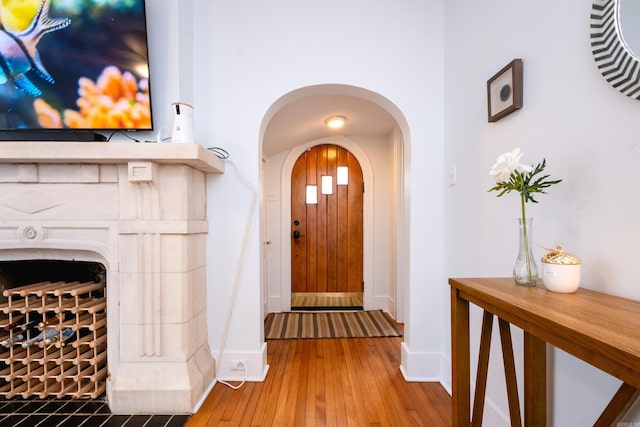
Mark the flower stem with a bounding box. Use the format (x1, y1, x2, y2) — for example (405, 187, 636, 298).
(520, 193, 533, 282)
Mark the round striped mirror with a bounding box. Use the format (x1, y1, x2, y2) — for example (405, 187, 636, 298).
(591, 0, 640, 99)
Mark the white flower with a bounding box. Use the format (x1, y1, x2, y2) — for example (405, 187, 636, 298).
(489, 148, 533, 183)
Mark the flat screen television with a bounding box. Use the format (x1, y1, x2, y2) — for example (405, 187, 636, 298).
(0, 0, 153, 141)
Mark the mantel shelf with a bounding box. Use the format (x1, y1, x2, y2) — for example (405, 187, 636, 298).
(0, 141, 224, 174)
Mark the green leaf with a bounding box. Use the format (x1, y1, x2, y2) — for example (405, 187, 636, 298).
(488, 158, 562, 205)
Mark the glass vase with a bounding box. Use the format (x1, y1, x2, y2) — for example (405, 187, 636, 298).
(513, 218, 538, 285)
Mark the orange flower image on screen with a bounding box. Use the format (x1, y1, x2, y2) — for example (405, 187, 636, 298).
(34, 65, 151, 129)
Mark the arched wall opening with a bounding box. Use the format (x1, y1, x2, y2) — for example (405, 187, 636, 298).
(259, 84, 411, 323)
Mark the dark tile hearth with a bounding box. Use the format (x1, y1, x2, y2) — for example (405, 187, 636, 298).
(0, 397, 190, 427)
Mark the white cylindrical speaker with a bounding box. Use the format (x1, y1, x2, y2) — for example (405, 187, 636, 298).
(171, 102, 194, 143)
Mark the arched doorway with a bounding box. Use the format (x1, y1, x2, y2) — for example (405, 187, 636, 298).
(290, 144, 364, 310)
(260, 84, 410, 322)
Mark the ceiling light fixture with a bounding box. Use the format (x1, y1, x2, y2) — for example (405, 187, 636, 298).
(325, 115, 346, 129)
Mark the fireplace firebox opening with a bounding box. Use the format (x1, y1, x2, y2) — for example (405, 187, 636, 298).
(0, 260, 107, 399)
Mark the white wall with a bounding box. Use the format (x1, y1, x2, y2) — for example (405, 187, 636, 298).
(351, 134, 398, 313)
(187, 0, 446, 382)
(126, 0, 193, 144)
(444, 0, 640, 425)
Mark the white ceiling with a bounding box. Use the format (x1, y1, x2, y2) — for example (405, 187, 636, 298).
(262, 94, 397, 156)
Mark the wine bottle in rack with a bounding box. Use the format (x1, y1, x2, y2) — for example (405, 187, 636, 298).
(45, 328, 75, 346)
(38, 314, 61, 330)
(1, 332, 25, 347)
(3, 315, 25, 331)
(21, 327, 58, 348)
(18, 319, 38, 332)
(14, 313, 43, 332)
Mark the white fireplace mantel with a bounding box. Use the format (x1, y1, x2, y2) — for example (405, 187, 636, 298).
(0, 141, 224, 174)
(0, 141, 223, 414)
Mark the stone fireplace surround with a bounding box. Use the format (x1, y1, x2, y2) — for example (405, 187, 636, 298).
(0, 141, 224, 414)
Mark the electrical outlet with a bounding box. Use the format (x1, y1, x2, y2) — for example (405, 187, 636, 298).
(229, 359, 247, 371)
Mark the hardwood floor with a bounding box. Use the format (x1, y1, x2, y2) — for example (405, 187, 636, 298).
(186, 334, 452, 426)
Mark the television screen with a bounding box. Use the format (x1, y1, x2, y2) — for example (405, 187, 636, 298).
(0, 0, 153, 135)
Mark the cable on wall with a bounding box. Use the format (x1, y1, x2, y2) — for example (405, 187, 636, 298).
(207, 146, 229, 159)
(215, 157, 256, 390)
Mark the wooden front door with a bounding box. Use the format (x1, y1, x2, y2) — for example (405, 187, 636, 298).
(291, 144, 363, 295)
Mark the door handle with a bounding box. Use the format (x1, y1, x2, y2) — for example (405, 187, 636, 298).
(292, 230, 301, 240)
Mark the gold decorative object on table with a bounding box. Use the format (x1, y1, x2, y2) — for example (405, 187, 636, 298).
(540, 245, 581, 293)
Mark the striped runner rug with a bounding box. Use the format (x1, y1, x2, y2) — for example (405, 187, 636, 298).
(265, 310, 402, 339)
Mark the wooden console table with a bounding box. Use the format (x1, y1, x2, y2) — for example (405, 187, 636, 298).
(450, 277, 640, 427)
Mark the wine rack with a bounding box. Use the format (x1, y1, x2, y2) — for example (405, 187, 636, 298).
(0, 280, 107, 399)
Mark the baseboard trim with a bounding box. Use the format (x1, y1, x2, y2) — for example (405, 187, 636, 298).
(399, 342, 441, 381)
(372, 295, 394, 314)
(268, 296, 284, 313)
(192, 378, 217, 413)
(215, 342, 269, 382)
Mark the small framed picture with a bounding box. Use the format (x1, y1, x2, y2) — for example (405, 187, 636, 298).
(487, 58, 523, 122)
